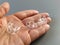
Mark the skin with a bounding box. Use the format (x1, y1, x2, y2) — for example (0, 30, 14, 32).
(0, 2, 51, 45)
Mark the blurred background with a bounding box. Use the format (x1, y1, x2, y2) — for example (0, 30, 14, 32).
(0, 0, 60, 45)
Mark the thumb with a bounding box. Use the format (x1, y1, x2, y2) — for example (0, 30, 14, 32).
(0, 2, 10, 17)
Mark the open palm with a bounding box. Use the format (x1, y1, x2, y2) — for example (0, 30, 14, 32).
(0, 2, 51, 45)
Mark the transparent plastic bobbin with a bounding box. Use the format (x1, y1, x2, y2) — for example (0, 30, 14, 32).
(26, 21, 38, 29)
(37, 18, 47, 26)
(7, 21, 21, 34)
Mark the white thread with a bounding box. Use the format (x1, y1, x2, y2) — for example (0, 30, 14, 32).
(26, 21, 38, 29)
(26, 18, 46, 29)
(37, 18, 46, 25)
(7, 21, 20, 34)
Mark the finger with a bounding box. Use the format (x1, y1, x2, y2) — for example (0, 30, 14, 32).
(22, 13, 51, 25)
(29, 24, 50, 41)
(40, 13, 51, 23)
(40, 13, 49, 18)
(43, 24, 50, 32)
(0, 2, 10, 17)
(14, 10, 39, 20)
(46, 17, 51, 23)
(22, 14, 42, 23)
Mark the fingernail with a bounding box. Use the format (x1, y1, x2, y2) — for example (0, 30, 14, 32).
(35, 11, 39, 13)
(45, 13, 49, 16)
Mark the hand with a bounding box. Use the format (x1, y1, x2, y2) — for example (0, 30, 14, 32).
(0, 2, 51, 45)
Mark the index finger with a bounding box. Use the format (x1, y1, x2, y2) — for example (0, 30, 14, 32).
(14, 10, 39, 20)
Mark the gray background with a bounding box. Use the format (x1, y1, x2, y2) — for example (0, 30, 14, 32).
(0, 0, 60, 45)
